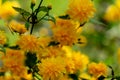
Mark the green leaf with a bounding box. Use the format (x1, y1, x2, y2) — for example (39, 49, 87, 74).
(25, 52, 37, 68)
(90, 19, 107, 27)
(35, 6, 49, 13)
(98, 75, 105, 80)
(39, 6, 49, 12)
(25, 22, 30, 30)
(108, 66, 114, 77)
(69, 74, 78, 80)
(0, 72, 5, 76)
(43, 15, 56, 23)
(0, 45, 6, 53)
(13, 7, 31, 16)
(115, 76, 120, 80)
(48, 41, 60, 46)
(59, 14, 70, 19)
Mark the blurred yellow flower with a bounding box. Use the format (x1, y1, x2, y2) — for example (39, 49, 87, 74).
(31, 0, 36, 5)
(78, 35, 87, 47)
(67, 0, 96, 23)
(0, 0, 1, 6)
(38, 57, 66, 80)
(2, 49, 27, 78)
(51, 18, 79, 46)
(117, 48, 120, 64)
(0, 31, 7, 45)
(115, 0, 120, 9)
(104, 5, 120, 22)
(0, 1, 20, 20)
(17, 35, 40, 52)
(8, 20, 27, 34)
(88, 62, 108, 78)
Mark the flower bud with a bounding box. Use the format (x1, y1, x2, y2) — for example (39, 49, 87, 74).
(31, 0, 36, 5)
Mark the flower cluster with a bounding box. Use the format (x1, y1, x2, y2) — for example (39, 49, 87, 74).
(0, 0, 112, 80)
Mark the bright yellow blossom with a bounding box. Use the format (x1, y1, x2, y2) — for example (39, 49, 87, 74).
(17, 35, 40, 52)
(8, 20, 27, 34)
(72, 52, 89, 72)
(115, 0, 120, 9)
(64, 58, 75, 74)
(88, 62, 108, 78)
(0, 1, 20, 20)
(79, 73, 91, 80)
(38, 57, 66, 80)
(67, 0, 96, 23)
(0, 31, 7, 45)
(62, 46, 89, 72)
(0, 0, 1, 6)
(51, 18, 79, 46)
(104, 5, 120, 22)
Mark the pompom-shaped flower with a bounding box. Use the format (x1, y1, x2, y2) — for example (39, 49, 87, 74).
(88, 62, 108, 78)
(51, 18, 79, 46)
(67, 0, 96, 23)
(62, 46, 89, 73)
(72, 52, 89, 72)
(8, 20, 27, 34)
(17, 35, 40, 52)
(38, 57, 66, 80)
(2, 49, 26, 77)
(0, 31, 7, 45)
(0, 1, 20, 20)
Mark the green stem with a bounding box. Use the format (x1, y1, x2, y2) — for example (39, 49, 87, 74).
(30, 8, 35, 34)
(33, 72, 42, 80)
(36, 0, 43, 15)
(30, 23, 34, 34)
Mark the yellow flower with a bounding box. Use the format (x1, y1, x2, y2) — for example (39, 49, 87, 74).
(79, 73, 91, 80)
(67, 0, 96, 23)
(64, 58, 75, 74)
(38, 57, 66, 80)
(104, 5, 120, 22)
(62, 46, 89, 73)
(117, 48, 120, 64)
(2, 49, 27, 78)
(115, 0, 120, 9)
(8, 20, 27, 34)
(0, 31, 7, 45)
(88, 62, 108, 78)
(51, 18, 79, 46)
(0, 1, 20, 20)
(78, 35, 87, 47)
(17, 35, 40, 52)
(45, 46, 64, 58)
(38, 36, 51, 48)
(72, 52, 89, 72)
(0, 0, 1, 6)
